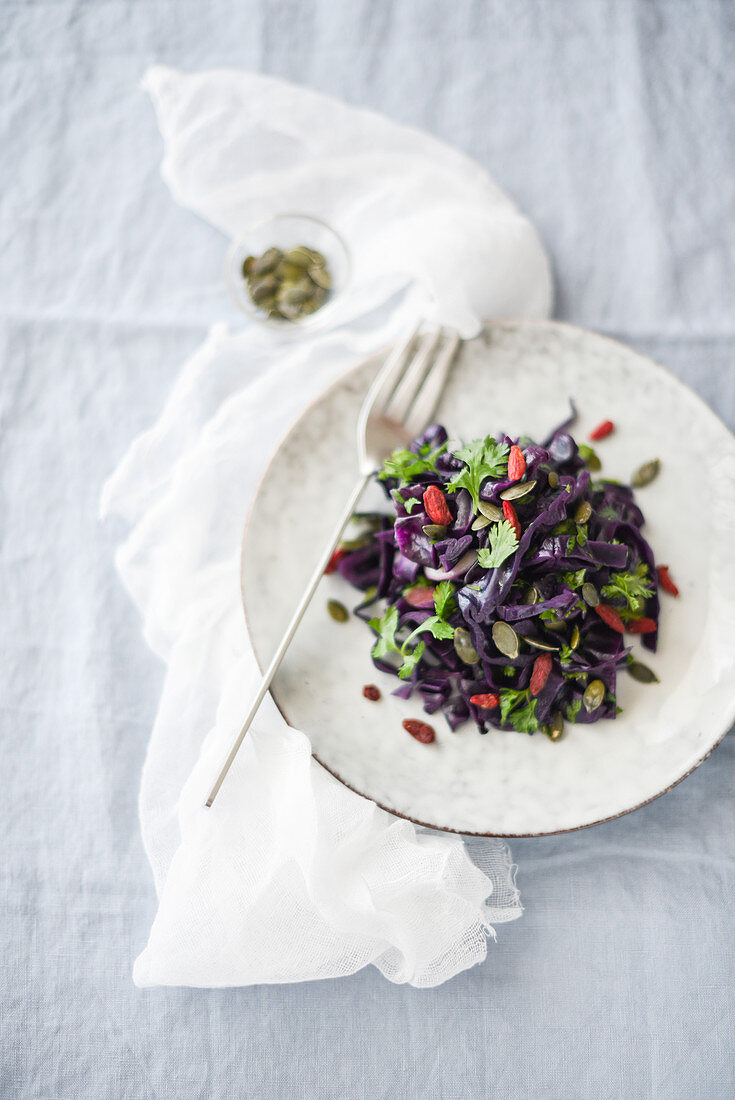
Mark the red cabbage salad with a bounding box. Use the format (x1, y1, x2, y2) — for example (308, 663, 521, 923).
(336, 419, 669, 740)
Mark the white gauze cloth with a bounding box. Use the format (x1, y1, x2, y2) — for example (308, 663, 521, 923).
(102, 66, 552, 988)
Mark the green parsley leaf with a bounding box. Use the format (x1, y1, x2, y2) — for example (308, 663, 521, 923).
(446, 436, 509, 508)
(499, 688, 539, 733)
(558, 644, 575, 662)
(433, 580, 457, 620)
(403, 496, 421, 514)
(368, 606, 400, 660)
(601, 562, 653, 612)
(427, 618, 456, 640)
(561, 568, 587, 590)
(566, 698, 582, 722)
(378, 444, 446, 486)
(398, 640, 425, 680)
(403, 616, 455, 651)
(477, 520, 519, 570)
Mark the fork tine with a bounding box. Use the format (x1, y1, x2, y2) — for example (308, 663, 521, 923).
(403, 331, 461, 438)
(381, 327, 441, 425)
(358, 320, 422, 433)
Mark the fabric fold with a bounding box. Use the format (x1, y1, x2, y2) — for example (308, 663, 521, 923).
(104, 66, 550, 987)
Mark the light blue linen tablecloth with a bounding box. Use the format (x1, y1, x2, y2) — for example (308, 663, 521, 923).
(2, 2, 734, 1096)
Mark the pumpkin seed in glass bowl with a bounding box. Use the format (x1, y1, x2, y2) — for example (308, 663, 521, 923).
(226, 213, 351, 331)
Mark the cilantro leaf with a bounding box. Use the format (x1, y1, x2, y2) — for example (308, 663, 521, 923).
(367, 606, 400, 660)
(403, 496, 421, 514)
(433, 580, 457, 620)
(477, 521, 519, 570)
(601, 562, 653, 612)
(402, 616, 455, 651)
(378, 444, 446, 486)
(566, 698, 582, 722)
(499, 688, 539, 733)
(398, 640, 425, 680)
(561, 568, 587, 590)
(446, 436, 509, 508)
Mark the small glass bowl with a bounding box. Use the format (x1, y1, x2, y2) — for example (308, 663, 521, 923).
(226, 213, 351, 331)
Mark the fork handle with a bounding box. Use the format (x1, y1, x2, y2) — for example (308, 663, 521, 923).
(205, 471, 373, 807)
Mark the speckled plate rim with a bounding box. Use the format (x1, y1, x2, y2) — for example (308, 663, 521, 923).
(241, 318, 735, 837)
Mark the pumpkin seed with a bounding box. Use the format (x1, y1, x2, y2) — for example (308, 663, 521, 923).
(286, 246, 315, 265)
(478, 500, 504, 522)
(500, 479, 537, 501)
(544, 617, 568, 633)
(276, 260, 307, 281)
(583, 678, 605, 712)
(282, 248, 312, 269)
(245, 246, 332, 321)
(471, 514, 491, 531)
(570, 623, 581, 650)
(310, 264, 332, 290)
(574, 500, 592, 524)
(582, 582, 599, 607)
(422, 524, 447, 540)
(524, 585, 541, 605)
(453, 627, 480, 665)
(545, 712, 564, 741)
(522, 635, 559, 652)
(278, 283, 312, 308)
(327, 599, 349, 623)
(627, 660, 660, 684)
(252, 247, 282, 275)
(632, 458, 661, 488)
(249, 274, 279, 303)
(547, 470, 560, 489)
(492, 620, 519, 659)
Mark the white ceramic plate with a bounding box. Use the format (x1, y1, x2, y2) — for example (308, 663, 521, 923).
(242, 321, 735, 835)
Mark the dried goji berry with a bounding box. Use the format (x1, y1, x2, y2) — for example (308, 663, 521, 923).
(589, 419, 615, 441)
(626, 617, 657, 634)
(529, 653, 553, 696)
(470, 693, 500, 709)
(325, 547, 346, 575)
(502, 499, 521, 539)
(403, 718, 436, 744)
(423, 485, 453, 526)
(507, 445, 526, 482)
(595, 603, 626, 633)
(362, 684, 381, 701)
(657, 565, 679, 597)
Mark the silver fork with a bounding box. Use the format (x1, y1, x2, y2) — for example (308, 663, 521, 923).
(205, 322, 461, 807)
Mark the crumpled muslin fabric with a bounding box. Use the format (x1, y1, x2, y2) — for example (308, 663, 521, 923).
(102, 66, 552, 987)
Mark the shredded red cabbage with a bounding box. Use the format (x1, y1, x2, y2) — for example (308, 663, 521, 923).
(338, 420, 662, 739)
